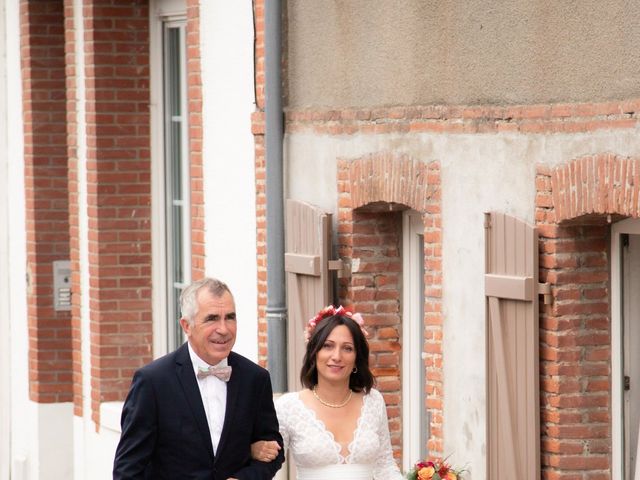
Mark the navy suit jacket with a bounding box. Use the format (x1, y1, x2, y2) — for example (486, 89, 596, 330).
(113, 344, 284, 479)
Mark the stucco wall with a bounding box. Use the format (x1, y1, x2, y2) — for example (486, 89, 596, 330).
(285, 0, 640, 108)
(284, 124, 640, 477)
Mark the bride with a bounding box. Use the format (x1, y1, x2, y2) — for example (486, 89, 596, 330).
(253, 305, 403, 480)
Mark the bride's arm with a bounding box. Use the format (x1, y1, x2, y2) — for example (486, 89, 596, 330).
(372, 390, 404, 480)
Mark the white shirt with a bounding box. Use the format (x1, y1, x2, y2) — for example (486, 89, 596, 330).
(187, 343, 228, 455)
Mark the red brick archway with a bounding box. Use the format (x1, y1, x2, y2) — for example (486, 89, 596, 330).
(337, 152, 442, 457)
(536, 154, 640, 479)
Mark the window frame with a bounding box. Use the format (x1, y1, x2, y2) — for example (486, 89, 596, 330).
(150, 2, 189, 357)
(402, 210, 427, 470)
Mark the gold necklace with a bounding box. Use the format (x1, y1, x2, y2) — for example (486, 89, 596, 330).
(312, 385, 353, 408)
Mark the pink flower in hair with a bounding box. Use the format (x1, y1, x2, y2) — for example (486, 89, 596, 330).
(304, 305, 369, 342)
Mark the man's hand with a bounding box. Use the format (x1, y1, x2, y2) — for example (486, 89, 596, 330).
(250, 440, 281, 463)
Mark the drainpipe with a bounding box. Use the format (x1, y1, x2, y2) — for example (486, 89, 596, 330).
(264, 0, 287, 393)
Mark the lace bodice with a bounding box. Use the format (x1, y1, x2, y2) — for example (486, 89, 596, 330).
(275, 388, 403, 480)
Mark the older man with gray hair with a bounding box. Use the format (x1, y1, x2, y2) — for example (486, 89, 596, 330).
(113, 277, 284, 480)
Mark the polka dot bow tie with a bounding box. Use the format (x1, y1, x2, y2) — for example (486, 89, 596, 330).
(197, 365, 232, 382)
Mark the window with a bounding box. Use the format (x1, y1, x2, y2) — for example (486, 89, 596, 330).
(151, 1, 189, 356)
(162, 20, 190, 352)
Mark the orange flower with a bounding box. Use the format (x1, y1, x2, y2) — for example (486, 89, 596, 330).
(445, 472, 457, 480)
(417, 466, 435, 480)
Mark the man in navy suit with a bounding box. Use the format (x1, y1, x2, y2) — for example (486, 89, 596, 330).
(113, 277, 284, 479)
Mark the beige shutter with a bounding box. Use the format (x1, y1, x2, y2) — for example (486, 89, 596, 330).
(485, 212, 541, 480)
(285, 199, 335, 391)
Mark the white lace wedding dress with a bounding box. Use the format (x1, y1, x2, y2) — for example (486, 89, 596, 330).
(275, 388, 403, 480)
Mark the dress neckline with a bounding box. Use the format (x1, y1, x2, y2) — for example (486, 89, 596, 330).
(295, 390, 369, 463)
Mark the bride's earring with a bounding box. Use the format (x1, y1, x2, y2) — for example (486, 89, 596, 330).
(352, 367, 358, 374)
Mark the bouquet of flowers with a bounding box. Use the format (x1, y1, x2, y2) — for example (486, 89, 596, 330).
(405, 457, 465, 480)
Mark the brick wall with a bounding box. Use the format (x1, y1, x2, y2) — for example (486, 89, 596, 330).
(55, 0, 205, 424)
(535, 153, 640, 479)
(286, 102, 640, 135)
(341, 209, 404, 457)
(548, 155, 640, 222)
(82, 0, 152, 426)
(254, 115, 268, 365)
(21, 0, 72, 404)
(337, 153, 443, 457)
(252, 0, 268, 367)
(187, 0, 204, 280)
(538, 222, 610, 478)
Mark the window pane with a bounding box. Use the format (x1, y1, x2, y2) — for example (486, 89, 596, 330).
(167, 29, 181, 116)
(171, 120, 182, 199)
(172, 204, 183, 282)
(173, 287, 183, 347)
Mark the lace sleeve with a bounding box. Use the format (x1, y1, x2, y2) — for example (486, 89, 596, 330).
(371, 390, 404, 480)
(275, 395, 290, 450)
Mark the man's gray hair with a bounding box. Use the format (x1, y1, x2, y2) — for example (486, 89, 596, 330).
(180, 277, 232, 325)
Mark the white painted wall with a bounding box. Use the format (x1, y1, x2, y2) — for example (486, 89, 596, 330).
(37, 404, 73, 479)
(73, 412, 121, 480)
(0, 0, 10, 477)
(200, 1, 258, 361)
(285, 126, 640, 479)
(4, 0, 33, 477)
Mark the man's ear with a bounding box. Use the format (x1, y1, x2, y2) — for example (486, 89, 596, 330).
(179, 317, 191, 337)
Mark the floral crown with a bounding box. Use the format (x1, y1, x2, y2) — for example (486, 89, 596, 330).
(304, 305, 369, 343)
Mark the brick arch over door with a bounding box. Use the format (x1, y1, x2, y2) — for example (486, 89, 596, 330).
(336, 152, 443, 456)
(346, 152, 436, 212)
(548, 154, 640, 223)
(536, 153, 640, 479)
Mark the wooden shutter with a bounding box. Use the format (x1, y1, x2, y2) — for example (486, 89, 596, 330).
(285, 199, 334, 391)
(485, 212, 541, 480)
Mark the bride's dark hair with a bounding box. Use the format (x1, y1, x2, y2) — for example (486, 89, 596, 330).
(300, 314, 374, 393)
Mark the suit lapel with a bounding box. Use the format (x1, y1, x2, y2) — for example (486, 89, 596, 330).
(175, 343, 215, 458)
(215, 352, 239, 461)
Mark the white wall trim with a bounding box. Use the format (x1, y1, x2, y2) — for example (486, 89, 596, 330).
(149, 0, 166, 358)
(71, 0, 91, 477)
(100, 401, 124, 434)
(5, 0, 29, 476)
(0, 0, 11, 476)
